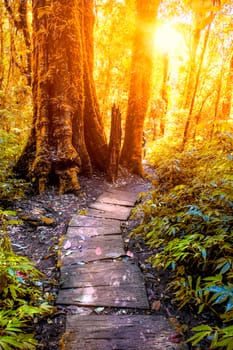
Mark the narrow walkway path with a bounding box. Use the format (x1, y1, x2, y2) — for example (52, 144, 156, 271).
(56, 186, 187, 349)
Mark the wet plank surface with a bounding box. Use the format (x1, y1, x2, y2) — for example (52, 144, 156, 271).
(64, 315, 185, 350)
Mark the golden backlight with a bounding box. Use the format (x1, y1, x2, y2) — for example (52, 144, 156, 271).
(154, 23, 184, 55)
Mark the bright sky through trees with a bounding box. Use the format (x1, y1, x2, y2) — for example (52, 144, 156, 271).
(154, 23, 186, 56)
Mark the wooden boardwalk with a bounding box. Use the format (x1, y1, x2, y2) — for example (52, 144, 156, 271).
(56, 187, 187, 349)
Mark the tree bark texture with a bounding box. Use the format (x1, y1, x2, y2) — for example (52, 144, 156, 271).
(15, 0, 108, 194)
(120, 0, 160, 175)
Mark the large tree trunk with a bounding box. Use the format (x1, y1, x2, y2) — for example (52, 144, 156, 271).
(120, 0, 160, 176)
(15, 0, 108, 194)
(83, 0, 108, 171)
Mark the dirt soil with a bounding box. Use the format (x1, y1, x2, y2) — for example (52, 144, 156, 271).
(4, 169, 211, 349)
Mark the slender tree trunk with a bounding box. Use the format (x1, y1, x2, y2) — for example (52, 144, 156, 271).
(183, 21, 212, 147)
(159, 53, 169, 136)
(107, 104, 121, 182)
(120, 0, 160, 175)
(18, 0, 31, 86)
(4, 0, 31, 86)
(183, 27, 201, 111)
(222, 54, 233, 119)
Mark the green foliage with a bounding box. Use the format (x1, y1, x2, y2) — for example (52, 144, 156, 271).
(0, 179, 30, 206)
(188, 324, 233, 350)
(0, 215, 55, 349)
(133, 132, 233, 349)
(0, 128, 31, 205)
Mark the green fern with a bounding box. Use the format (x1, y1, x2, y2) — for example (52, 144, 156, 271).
(0, 214, 55, 349)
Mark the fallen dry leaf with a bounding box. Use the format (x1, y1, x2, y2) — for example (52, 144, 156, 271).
(168, 332, 183, 343)
(126, 250, 134, 258)
(151, 300, 161, 311)
(63, 240, 72, 250)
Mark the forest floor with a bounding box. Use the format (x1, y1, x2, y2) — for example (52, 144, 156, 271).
(4, 168, 210, 349)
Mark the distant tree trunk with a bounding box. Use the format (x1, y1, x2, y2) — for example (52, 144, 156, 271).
(222, 53, 233, 119)
(208, 63, 224, 139)
(15, 0, 108, 194)
(107, 104, 121, 182)
(4, 0, 31, 86)
(183, 20, 212, 147)
(120, 0, 160, 175)
(159, 53, 169, 136)
(183, 27, 201, 111)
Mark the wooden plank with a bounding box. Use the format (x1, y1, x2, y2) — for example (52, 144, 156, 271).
(66, 226, 122, 238)
(69, 215, 121, 231)
(60, 261, 145, 289)
(60, 235, 124, 264)
(87, 203, 132, 221)
(63, 315, 187, 350)
(105, 189, 138, 203)
(56, 283, 149, 309)
(97, 192, 136, 207)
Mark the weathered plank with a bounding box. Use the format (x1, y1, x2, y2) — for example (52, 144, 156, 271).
(69, 215, 121, 231)
(87, 203, 132, 221)
(60, 235, 124, 264)
(63, 315, 187, 350)
(97, 190, 137, 207)
(56, 283, 149, 309)
(66, 226, 121, 238)
(105, 189, 138, 203)
(60, 261, 145, 289)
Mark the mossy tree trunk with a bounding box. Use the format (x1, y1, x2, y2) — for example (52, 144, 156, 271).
(15, 0, 108, 194)
(120, 0, 160, 176)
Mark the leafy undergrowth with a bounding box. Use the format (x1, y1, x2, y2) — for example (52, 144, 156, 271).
(0, 128, 59, 349)
(132, 132, 233, 349)
(0, 129, 31, 207)
(0, 213, 55, 350)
